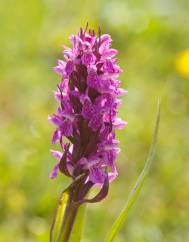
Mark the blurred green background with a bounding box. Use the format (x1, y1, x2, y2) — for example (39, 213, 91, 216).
(0, 0, 189, 241)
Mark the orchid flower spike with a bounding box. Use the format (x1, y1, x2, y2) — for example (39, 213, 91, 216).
(49, 25, 127, 203)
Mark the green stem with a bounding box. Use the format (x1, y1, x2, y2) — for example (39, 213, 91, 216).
(58, 194, 79, 242)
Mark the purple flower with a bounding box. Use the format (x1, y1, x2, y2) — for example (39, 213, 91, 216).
(65, 61, 74, 76)
(81, 100, 94, 119)
(49, 25, 127, 203)
(82, 52, 96, 66)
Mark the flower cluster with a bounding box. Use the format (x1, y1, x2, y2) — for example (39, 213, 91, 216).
(49, 26, 127, 203)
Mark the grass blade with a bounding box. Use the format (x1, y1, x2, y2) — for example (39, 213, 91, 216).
(105, 101, 160, 242)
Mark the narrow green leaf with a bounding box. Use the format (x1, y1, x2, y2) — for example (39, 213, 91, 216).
(69, 204, 86, 242)
(50, 189, 86, 242)
(50, 190, 70, 242)
(105, 101, 160, 242)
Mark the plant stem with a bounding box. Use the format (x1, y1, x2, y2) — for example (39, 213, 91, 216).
(58, 193, 79, 242)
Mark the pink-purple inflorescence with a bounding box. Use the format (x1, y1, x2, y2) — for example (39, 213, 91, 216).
(49, 25, 127, 203)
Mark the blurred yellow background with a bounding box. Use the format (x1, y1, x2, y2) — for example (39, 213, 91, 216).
(0, 0, 189, 241)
